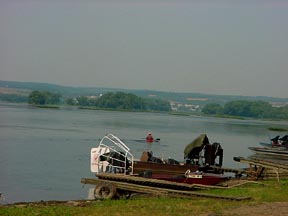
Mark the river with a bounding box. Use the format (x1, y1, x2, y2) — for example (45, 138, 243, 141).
(0, 103, 287, 203)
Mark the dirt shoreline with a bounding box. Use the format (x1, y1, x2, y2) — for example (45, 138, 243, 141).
(0, 199, 96, 207)
(221, 202, 288, 216)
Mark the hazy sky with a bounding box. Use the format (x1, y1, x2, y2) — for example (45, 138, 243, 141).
(1, 0, 288, 98)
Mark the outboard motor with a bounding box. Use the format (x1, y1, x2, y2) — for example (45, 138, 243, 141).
(204, 142, 223, 166)
(184, 134, 224, 167)
(213, 142, 223, 167)
(204, 144, 213, 165)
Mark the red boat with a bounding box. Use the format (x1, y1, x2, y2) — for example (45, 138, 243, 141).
(148, 170, 229, 185)
(133, 134, 224, 176)
(90, 134, 227, 186)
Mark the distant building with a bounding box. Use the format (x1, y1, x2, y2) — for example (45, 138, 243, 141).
(87, 95, 99, 99)
(186, 97, 208, 101)
(170, 101, 201, 112)
(270, 102, 288, 108)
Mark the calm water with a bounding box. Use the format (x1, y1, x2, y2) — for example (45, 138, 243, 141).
(0, 103, 287, 203)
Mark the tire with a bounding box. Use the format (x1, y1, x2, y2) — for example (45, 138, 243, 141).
(94, 183, 117, 200)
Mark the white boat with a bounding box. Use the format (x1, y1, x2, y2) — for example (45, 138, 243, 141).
(90, 134, 134, 174)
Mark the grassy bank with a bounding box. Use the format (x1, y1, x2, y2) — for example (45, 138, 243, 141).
(1, 179, 288, 216)
(268, 127, 288, 132)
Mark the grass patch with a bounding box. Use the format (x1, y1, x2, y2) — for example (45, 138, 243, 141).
(1, 179, 288, 216)
(268, 127, 288, 132)
(169, 112, 191, 116)
(33, 105, 60, 109)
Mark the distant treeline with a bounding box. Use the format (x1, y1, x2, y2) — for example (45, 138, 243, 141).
(2, 80, 288, 106)
(202, 100, 288, 120)
(28, 91, 171, 112)
(1, 88, 288, 120)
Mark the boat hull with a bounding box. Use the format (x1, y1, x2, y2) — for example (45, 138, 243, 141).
(133, 161, 221, 176)
(150, 172, 228, 185)
(249, 147, 288, 158)
(133, 161, 199, 175)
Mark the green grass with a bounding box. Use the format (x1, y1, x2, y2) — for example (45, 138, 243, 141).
(33, 105, 60, 109)
(169, 112, 191, 116)
(1, 179, 288, 216)
(268, 127, 288, 132)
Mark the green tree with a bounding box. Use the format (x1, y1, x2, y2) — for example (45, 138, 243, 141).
(201, 100, 288, 120)
(202, 103, 223, 115)
(96, 92, 144, 110)
(223, 100, 274, 118)
(66, 97, 77, 105)
(28, 91, 46, 105)
(271, 105, 288, 119)
(144, 98, 171, 111)
(76, 96, 90, 106)
(249, 101, 272, 118)
(28, 91, 61, 105)
(95, 92, 171, 112)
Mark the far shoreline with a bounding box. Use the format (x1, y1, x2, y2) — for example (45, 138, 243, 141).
(1, 101, 288, 130)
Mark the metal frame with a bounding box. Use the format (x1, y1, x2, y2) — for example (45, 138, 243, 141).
(91, 134, 134, 175)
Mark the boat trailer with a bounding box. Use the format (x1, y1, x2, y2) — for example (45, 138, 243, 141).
(234, 157, 288, 181)
(81, 173, 251, 201)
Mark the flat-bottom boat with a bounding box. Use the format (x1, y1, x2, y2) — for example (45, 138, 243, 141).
(90, 134, 227, 186)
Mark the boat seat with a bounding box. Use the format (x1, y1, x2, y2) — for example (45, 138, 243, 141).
(140, 151, 150, 162)
(140, 151, 164, 164)
(164, 158, 180, 165)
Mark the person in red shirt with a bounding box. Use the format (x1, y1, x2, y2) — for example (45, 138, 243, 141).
(146, 132, 154, 143)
